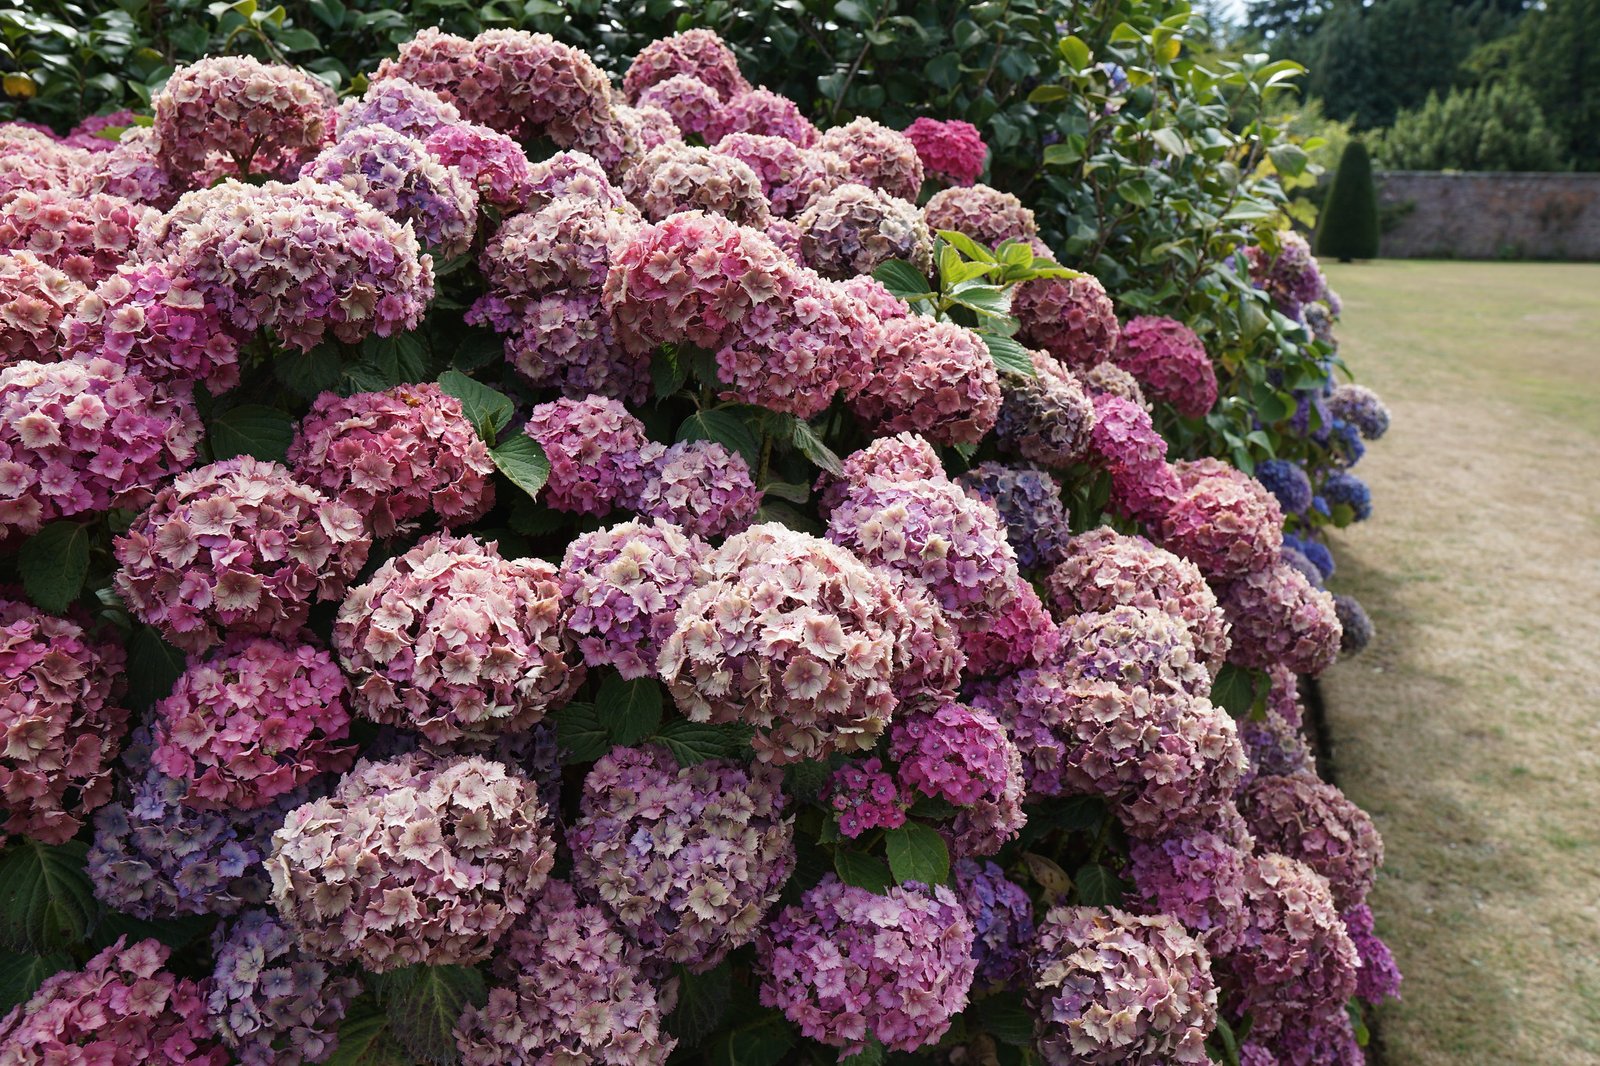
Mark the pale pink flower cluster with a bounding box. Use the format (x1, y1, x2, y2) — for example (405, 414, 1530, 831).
(152, 56, 332, 184)
(634, 439, 761, 539)
(1015, 270, 1121, 368)
(1240, 774, 1383, 909)
(995, 351, 1098, 469)
(818, 117, 925, 201)
(0, 250, 86, 365)
(623, 29, 751, 104)
(289, 383, 496, 539)
(1028, 906, 1216, 1065)
(335, 77, 463, 141)
(758, 876, 976, 1053)
(716, 88, 821, 147)
(0, 356, 201, 537)
(712, 133, 847, 217)
(70, 126, 176, 207)
(423, 122, 533, 210)
(637, 74, 724, 139)
(455, 879, 677, 1065)
(570, 745, 794, 970)
(523, 395, 650, 515)
(1083, 358, 1151, 409)
(149, 637, 354, 811)
(1159, 458, 1285, 580)
(0, 597, 128, 844)
(623, 142, 771, 225)
(1059, 604, 1212, 699)
(267, 752, 555, 971)
(1088, 392, 1181, 523)
(904, 117, 988, 186)
(560, 519, 708, 678)
(959, 577, 1060, 677)
(817, 432, 944, 517)
(848, 315, 1001, 445)
(889, 700, 1025, 856)
(1114, 315, 1219, 419)
(827, 756, 908, 837)
(524, 150, 631, 211)
(798, 182, 931, 279)
(0, 188, 157, 284)
(923, 183, 1036, 245)
(0, 127, 83, 199)
(1217, 562, 1343, 675)
(113, 457, 370, 653)
(334, 533, 581, 744)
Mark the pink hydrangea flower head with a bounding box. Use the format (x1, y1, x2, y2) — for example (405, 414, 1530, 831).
(1028, 906, 1216, 1065)
(1047, 527, 1230, 678)
(1059, 604, 1212, 699)
(1218, 561, 1343, 675)
(889, 700, 1025, 856)
(563, 104, 664, 182)
(0, 598, 128, 844)
(634, 438, 761, 539)
(113, 457, 369, 653)
(995, 351, 1098, 469)
(0, 250, 87, 366)
(1114, 315, 1219, 419)
(1158, 458, 1285, 581)
(0, 357, 201, 539)
(1342, 902, 1403, 1004)
(524, 395, 650, 516)
(1015, 269, 1120, 369)
(847, 315, 1000, 445)
(904, 117, 988, 186)
(147, 637, 352, 814)
(716, 88, 821, 147)
(153, 56, 332, 184)
(1266, 663, 1303, 727)
(833, 272, 914, 322)
(623, 29, 750, 103)
(826, 756, 908, 837)
(207, 910, 361, 1066)
(1083, 358, 1151, 409)
(758, 875, 975, 1053)
(523, 150, 630, 211)
(1088, 393, 1181, 523)
(560, 518, 708, 679)
(0, 937, 227, 1064)
(954, 858, 1034, 987)
(455, 879, 677, 1065)
(288, 383, 496, 539)
(713, 134, 848, 217)
(570, 744, 794, 970)
(1240, 773, 1383, 909)
(0, 188, 158, 285)
(817, 117, 925, 201)
(818, 432, 944, 517)
(66, 125, 177, 208)
(334, 77, 463, 141)
(423, 122, 533, 211)
(301, 124, 478, 258)
(923, 183, 1036, 246)
(1127, 825, 1254, 956)
(267, 752, 555, 970)
(960, 576, 1060, 677)
(798, 182, 931, 279)
(622, 142, 771, 225)
(658, 523, 904, 763)
(636, 74, 724, 139)
(881, 568, 966, 704)
(334, 532, 581, 744)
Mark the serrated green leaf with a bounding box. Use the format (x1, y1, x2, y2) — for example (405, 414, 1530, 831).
(19, 522, 90, 614)
(1212, 663, 1263, 718)
(1073, 862, 1124, 907)
(373, 964, 486, 1065)
(670, 962, 731, 1046)
(974, 995, 1035, 1045)
(490, 435, 550, 501)
(760, 480, 809, 505)
(208, 404, 295, 464)
(840, 1038, 886, 1066)
(655, 719, 748, 766)
(89, 910, 213, 952)
(788, 419, 842, 476)
(125, 624, 184, 711)
(710, 1010, 795, 1066)
(325, 1000, 410, 1065)
(833, 849, 893, 894)
(871, 258, 932, 299)
(782, 759, 832, 803)
(652, 346, 689, 399)
(276, 344, 344, 398)
(553, 701, 609, 764)
(0, 950, 71, 1014)
(437, 369, 514, 441)
(884, 822, 950, 886)
(982, 332, 1036, 377)
(677, 408, 761, 468)
(0, 840, 99, 954)
(450, 330, 503, 373)
(595, 674, 663, 746)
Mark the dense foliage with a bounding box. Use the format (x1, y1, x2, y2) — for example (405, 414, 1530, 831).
(1374, 82, 1565, 173)
(1315, 141, 1378, 261)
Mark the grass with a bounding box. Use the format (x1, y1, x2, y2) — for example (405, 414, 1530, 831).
(1315, 261, 1600, 1064)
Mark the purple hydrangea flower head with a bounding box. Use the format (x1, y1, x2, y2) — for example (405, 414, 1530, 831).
(1238, 708, 1317, 786)
(847, 315, 1001, 446)
(1087, 393, 1181, 524)
(523, 150, 629, 211)
(798, 182, 931, 279)
(819, 432, 943, 517)
(1254, 459, 1314, 515)
(953, 859, 1033, 987)
(634, 438, 761, 539)
(1218, 562, 1343, 676)
(636, 74, 723, 139)
(1253, 1009, 1365, 1066)
(523, 395, 650, 516)
(1245, 233, 1328, 319)
(153, 56, 331, 183)
(905, 119, 989, 187)
(889, 700, 1025, 855)
(923, 183, 1035, 246)
(1327, 383, 1390, 440)
(817, 117, 925, 201)
(1282, 533, 1335, 580)
(334, 77, 462, 140)
(1082, 359, 1149, 409)
(995, 352, 1098, 470)
(623, 29, 750, 104)
(1113, 316, 1218, 419)
(1159, 458, 1285, 581)
(957, 462, 1072, 572)
(1321, 470, 1372, 521)
(1128, 822, 1254, 956)
(1240, 773, 1383, 909)
(1333, 593, 1373, 655)
(1343, 902, 1402, 1004)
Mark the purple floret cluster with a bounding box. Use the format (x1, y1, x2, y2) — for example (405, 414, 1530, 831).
(889, 700, 1025, 855)
(958, 462, 1072, 572)
(954, 859, 1034, 987)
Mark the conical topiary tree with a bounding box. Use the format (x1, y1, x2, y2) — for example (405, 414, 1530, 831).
(1316, 140, 1380, 262)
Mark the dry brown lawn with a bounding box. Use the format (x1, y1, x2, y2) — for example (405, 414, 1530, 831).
(1317, 261, 1600, 1064)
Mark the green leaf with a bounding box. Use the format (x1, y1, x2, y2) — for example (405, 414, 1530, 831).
(489, 435, 550, 500)
(1119, 178, 1154, 209)
(1268, 143, 1309, 177)
(507, 495, 567, 538)
(652, 346, 689, 399)
(595, 674, 663, 746)
(0, 840, 99, 954)
(1043, 141, 1082, 166)
(1058, 34, 1091, 70)
(1029, 84, 1071, 103)
(19, 522, 90, 614)
(324, 1000, 411, 1066)
(840, 1038, 886, 1066)
(437, 369, 514, 441)
(1151, 126, 1188, 158)
(871, 258, 932, 300)
(782, 759, 832, 803)
(935, 229, 997, 264)
(450, 331, 503, 373)
(760, 480, 809, 505)
(655, 719, 750, 766)
(275, 344, 344, 398)
(677, 409, 761, 468)
(949, 284, 1010, 316)
(372, 964, 487, 1065)
(1212, 663, 1262, 717)
(982, 332, 1035, 377)
(126, 624, 185, 711)
(788, 418, 843, 476)
(974, 995, 1035, 1046)
(833, 849, 893, 894)
(756, 500, 823, 536)
(884, 823, 950, 886)
(89, 910, 213, 952)
(0, 950, 71, 1014)
(1073, 862, 1125, 907)
(670, 962, 731, 1046)
(710, 1011, 795, 1066)
(553, 701, 609, 764)
(208, 404, 295, 464)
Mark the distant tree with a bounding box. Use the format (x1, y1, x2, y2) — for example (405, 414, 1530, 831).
(1316, 140, 1380, 261)
(1307, 0, 1481, 128)
(1246, 0, 1335, 41)
(1507, 0, 1600, 169)
(1374, 83, 1566, 171)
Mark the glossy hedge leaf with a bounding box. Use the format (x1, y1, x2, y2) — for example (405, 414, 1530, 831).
(670, 962, 731, 1046)
(656, 719, 749, 766)
(677, 408, 761, 468)
(208, 404, 295, 464)
(553, 701, 609, 765)
(0, 840, 99, 954)
(981, 332, 1036, 377)
(884, 822, 950, 886)
(1058, 33, 1091, 70)
(489, 435, 550, 501)
(1074, 862, 1125, 907)
(125, 624, 185, 711)
(437, 369, 514, 441)
(19, 522, 90, 613)
(595, 674, 663, 746)
(325, 1000, 411, 1066)
(788, 418, 842, 476)
(871, 258, 931, 299)
(710, 1010, 795, 1066)
(0, 950, 71, 1014)
(833, 849, 893, 894)
(373, 964, 486, 1065)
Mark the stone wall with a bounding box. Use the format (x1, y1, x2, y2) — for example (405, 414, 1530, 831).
(1374, 171, 1600, 260)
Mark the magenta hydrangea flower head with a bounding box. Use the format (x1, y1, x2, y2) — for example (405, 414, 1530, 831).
(1158, 458, 1285, 581)
(1217, 561, 1342, 675)
(1059, 604, 1213, 699)
(114, 457, 369, 653)
(560, 518, 708, 679)
(1028, 906, 1217, 1065)
(658, 523, 903, 763)
(797, 182, 931, 278)
(153, 56, 331, 184)
(289, 383, 495, 540)
(0, 250, 86, 365)
(524, 150, 630, 211)
(954, 859, 1034, 987)
(301, 124, 478, 258)
(758, 875, 975, 1053)
(0, 188, 157, 285)
(995, 351, 1098, 470)
(923, 183, 1036, 246)
(716, 88, 821, 146)
(959, 576, 1060, 678)
(1248, 1009, 1365, 1066)
(454, 878, 677, 1065)
(524, 395, 650, 516)
(1046, 527, 1230, 677)
(1113, 315, 1219, 419)
(1083, 358, 1150, 409)
(60, 109, 136, 152)
(148, 637, 353, 812)
(1015, 269, 1121, 369)
(335, 77, 463, 140)
(162, 178, 435, 352)
(1240, 773, 1383, 909)
(334, 532, 581, 744)
(636, 73, 723, 139)
(904, 116, 988, 186)
(207, 910, 360, 1066)
(624, 28, 750, 103)
(1127, 824, 1254, 957)
(0, 937, 227, 1064)
(570, 744, 794, 970)
(890, 700, 1025, 856)
(0, 597, 128, 844)
(817, 116, 925, 201)
(1087, 393, 1182, 524)
(268, 752, 555, 971)
(713, 133, 847, 217)
(634, 438, 761, 539)
(826, 756, 909, 838)
(848, 315, 1001, 445)
(0, 356, 201, 540)
(622, 142, 771, 225)
(1342, 903, 1402, 1004)
(423, 122, 532, 211)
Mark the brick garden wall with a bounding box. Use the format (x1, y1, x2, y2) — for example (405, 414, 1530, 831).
(1374, 171, 1600, 260)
